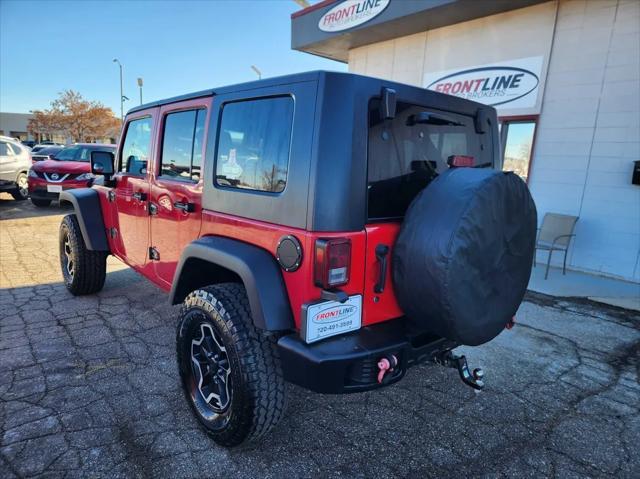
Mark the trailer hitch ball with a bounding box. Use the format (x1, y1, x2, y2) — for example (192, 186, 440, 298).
(434, 351, 485, 391)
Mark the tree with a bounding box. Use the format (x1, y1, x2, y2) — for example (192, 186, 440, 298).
(27, 110, 63, 142)
(28, 90, 121, 143)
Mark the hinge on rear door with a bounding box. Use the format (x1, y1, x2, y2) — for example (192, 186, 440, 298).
(149, 247, 160, 261)
(108, 190, 116, 202)
(109, 227, 117, 239)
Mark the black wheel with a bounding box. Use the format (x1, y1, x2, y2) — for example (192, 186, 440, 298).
(176, 284, 286, 447)
(31, 198, 52, 207)
(59, 214, 107, 295)
(10, 173, 28, 201)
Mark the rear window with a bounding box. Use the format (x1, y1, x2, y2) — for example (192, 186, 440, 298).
(367, 99, 491, 220)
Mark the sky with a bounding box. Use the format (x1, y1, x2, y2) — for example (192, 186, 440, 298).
(0, 0, 346, 114)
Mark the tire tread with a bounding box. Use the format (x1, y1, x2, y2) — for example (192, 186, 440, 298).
(60, 214, 107, 295)
(178, 283, 286, 446)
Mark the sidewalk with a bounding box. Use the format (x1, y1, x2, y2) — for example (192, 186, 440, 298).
(528, 264, 640, 311)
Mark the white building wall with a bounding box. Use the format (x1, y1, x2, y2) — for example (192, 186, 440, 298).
(347, 0, 640, 282)
(532, 0, 640, 281)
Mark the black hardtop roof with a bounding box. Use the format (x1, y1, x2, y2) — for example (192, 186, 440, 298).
(126, 70, 478, 116)
(127, 70, 325, 115)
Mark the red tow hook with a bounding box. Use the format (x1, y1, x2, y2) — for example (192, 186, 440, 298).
(377, 354, 398, 384)
(505, 316, 516, 330)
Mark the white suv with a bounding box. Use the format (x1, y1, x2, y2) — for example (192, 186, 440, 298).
(0, 136, 31, 200)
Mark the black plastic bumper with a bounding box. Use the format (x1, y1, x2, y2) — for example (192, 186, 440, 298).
(30, 187, 60, 200)
(277, 319, 456, 394)
(0, 181, 17, 192)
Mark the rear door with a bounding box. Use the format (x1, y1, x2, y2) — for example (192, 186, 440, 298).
(0, 141, 13, 180)
(111, 110, 157, 266)
(0, 141, 21, 181)
(364, 99, 493, 324)
(149, 98, 209, 287)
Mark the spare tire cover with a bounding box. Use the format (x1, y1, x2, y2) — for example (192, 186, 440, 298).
(392, 168, 537, 346)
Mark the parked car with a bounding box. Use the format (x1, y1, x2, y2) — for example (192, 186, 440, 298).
(28, 143, 116, 207)
(31, 142, 64, 153)
(57, 71, 537, 447)
(21, 140, 37, 148)
(31, 145, 65, 163)
(0, 135, 31, 200)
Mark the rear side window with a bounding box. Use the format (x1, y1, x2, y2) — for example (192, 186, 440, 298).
(215, 96, 293, 193)
(8, 143, 23, 155)
(0, 142, 8, 155)
(367, 100, 489, 220)
(160, 109, 206, 182)
(120, 117, 153, 175)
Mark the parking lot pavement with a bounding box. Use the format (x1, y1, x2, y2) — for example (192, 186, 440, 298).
(1, 196, 639, 479)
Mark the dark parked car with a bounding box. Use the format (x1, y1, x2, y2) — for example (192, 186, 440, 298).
(31, 142, 64, 153)
(31, 145, 64, 163)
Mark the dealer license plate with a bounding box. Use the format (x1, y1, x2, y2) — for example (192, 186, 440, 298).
(47, 184, 63, 193)
(302, 295, 362, 344)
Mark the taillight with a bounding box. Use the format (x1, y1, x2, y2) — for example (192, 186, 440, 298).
(314, 238, 351, 289)
(447, 155, 475, 167)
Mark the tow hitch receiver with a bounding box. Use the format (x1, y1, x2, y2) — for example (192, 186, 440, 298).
(434, 350, 484, 390)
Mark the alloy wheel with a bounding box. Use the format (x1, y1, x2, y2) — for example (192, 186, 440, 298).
(63, 234, 74, 278)
(191, 322, 232, 412)
(17, 174, 28, 198)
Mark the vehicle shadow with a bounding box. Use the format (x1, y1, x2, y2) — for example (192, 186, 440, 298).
(0, 193, 73, 220)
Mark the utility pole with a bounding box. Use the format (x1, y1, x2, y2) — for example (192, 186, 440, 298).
(250, 65, 262, 80)
(113, 59, 124, 121)
(137, 77, 144, 105)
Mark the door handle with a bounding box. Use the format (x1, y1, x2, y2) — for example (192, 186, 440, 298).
(132, 191, 147, 201)
(374, 244, 390, 294)
(174, 201, 195, 213)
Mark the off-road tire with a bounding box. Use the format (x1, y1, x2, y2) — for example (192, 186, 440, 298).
(10, 173, 28, 201)
(176, 284, 286, 447)
(31, 198, 52, 207)
(59, 214, 107, 295)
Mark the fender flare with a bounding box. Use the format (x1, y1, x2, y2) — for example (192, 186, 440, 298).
(59, 189, 110, 252)
(170, 236, 294, 332)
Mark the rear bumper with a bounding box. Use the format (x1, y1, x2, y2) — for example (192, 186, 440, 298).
(0, 180, 17, 192)
(277, 319, 456, 394)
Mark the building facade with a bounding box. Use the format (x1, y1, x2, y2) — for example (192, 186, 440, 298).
(0, 112, 68, 143)
(0, 113, 34, 141)
(292, 0, 640, 282)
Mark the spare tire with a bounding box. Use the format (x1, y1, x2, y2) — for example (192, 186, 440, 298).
(392, 168, 536, 346)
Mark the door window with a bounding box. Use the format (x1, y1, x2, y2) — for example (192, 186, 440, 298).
(501, 121, 536, 181)
(159, 109, 206, 182)
(0, 142, 8, 156)
(215, 96, 293, 193)
(120, 117, 153, 175)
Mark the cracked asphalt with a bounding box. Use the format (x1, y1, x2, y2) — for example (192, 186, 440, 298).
(1, 194, 639, 478)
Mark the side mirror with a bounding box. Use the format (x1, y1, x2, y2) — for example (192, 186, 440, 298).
(91, 151, 115, 178)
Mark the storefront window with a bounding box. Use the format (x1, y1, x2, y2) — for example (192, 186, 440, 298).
(501, 121, 536, 181)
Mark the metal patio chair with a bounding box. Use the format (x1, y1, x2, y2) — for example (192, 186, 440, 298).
(534, 213, 579, 279)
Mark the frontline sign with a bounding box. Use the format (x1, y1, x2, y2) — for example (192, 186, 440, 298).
(302, 295, 362, 343)
(424, 56, 544, 110)
(319, 0, 390, 33)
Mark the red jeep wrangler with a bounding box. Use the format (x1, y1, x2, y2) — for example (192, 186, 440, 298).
(58, 72, 536, 447)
